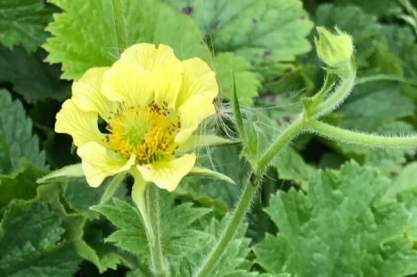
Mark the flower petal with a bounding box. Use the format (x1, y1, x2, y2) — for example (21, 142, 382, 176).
(77, 142, 135, 187)
(55, 99, 103, 147)
(102, 59, 153, 107)
(120, 43, 183, 109)
(72, 67, 114, 120)
(176, 58, 218, 108)
(175, 95, 216, 144)
(137, 154, 196, 191)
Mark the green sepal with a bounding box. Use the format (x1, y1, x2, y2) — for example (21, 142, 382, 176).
(37, 163, 84, 183)
(190, 167, 235, 185)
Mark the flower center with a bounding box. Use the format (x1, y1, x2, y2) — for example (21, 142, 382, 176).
(107, 103, 179, 164)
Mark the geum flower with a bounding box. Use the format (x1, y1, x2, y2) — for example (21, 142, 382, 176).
(55, 43, 223, 191)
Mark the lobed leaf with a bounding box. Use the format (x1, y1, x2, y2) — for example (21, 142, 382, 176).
(43, 0, 211, 79)
(0, 0, 54, 52)
(166, 0, 313, 71)
(254, 162, 417, 277)
(0, 89, 46, 173)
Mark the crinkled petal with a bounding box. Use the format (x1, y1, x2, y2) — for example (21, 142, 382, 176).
(72, 67, 114, 120)
(77, 142, 135, 187)
(102, 59, 153, 107)
(55, 99, 103, 147)
(137, 154, 196, 191)
(176, 58, 218, 108)
(175, 95, 216, 144)
(120, 43, 183, 109)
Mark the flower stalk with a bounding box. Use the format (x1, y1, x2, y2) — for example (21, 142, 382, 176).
(132, 173, 170, 277)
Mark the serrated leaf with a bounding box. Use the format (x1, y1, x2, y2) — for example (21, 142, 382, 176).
(214, 52, 261, 104)
(254, 162, 417, 277)
(0, 46, 70, 103)
(92, 198, 148, 258)
(0, 89, 46, 172)
(183, 219, 256, 277)
(0, 197, 81, 276)
(93, 189, 253, 275)
(76, 219, 133, 273)
(44, 0, 211, 79)
(166, 0, 313, 70)
(273, 146, 314, 188)
(37, 182, 129, 274)
(0, 162, 45, 209)
(0, 0, 54, 52)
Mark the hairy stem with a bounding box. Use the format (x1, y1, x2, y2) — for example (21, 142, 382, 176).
(194, 115, 305, 277)
(111, 0, 127, 53)
(146, 186, 169, 277)
(306, 120, 417, 147)
(312, 72, 356, 118)
(193, 174, 259, 277)
(255, 115, 305, 173)
(132, 176, 169, 277)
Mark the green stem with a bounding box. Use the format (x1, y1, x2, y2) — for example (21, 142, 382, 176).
(194, 115, 305, 277)
(111, 0, 127, 53)
(312, 72, 356, 119)
(306, 120, 417, 148)
(132, 176, 169, 277)
(255, 115, 305, 173)
(193, 174, 259, 277)
(99, 172, 126, 204)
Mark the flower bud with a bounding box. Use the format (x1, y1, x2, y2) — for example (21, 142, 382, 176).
(314, 27, 354, 76)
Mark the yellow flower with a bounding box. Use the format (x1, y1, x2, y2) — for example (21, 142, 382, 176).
(55, 43, 218, 191)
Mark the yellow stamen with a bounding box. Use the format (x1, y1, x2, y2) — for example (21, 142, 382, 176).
(107, 104, 179, 164)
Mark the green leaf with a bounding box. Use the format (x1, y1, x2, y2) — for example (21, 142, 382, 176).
(334, 0, 402, 16)
(364, 122, 416, 174)
(0, 46, 69, 103)
(0, 195, 81, 276)
(0, 89, 46, 172)
(75, 219, 133, 273)
(214, 52, 261, 104)
(384, 162, 417, 242)
(39, 182, 129, 274)
(63, 178, 127, 219)
(166, 0, 313, 70)
(44, 0, 211, 79)
(273, 146, 314, 188)
(37, 163, 83, 184)
(178, 144, 248, 213)
(0, 0, 54, 52)
(0, 162, 45, 209)
(92, 198, 148, 259)
(180, 219, 256, 277)
(340, 81, 415, 131)
(254, 162, 417, 277)
(93, 190, 253, 275)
